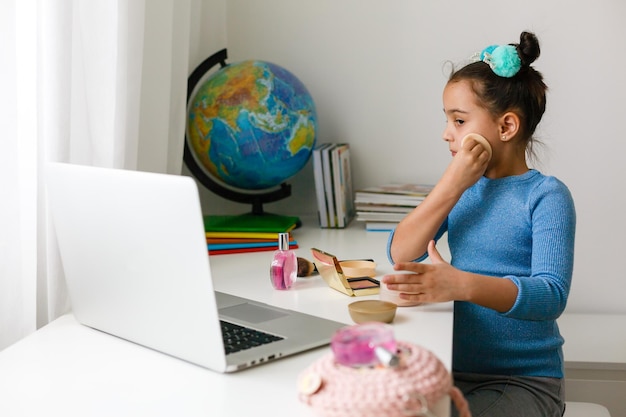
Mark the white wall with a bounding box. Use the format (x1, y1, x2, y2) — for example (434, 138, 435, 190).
(187, 0, 626, 314)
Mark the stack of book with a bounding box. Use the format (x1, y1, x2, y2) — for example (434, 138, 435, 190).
(312, 143, 355, 228)
(204, 213, 300, 255)
(354, 183, 434, 232)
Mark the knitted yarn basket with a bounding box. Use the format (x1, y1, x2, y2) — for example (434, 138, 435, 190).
(297, 341, 471, 417)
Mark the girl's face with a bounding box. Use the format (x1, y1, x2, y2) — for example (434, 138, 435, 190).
(442, 80, 499, 157)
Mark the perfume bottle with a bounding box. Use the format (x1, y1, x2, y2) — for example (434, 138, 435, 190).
(270, 232, 297, 290)
(330, 323, 398, 368)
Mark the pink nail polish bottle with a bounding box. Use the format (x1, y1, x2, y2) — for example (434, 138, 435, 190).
(270, 232, 296, 290)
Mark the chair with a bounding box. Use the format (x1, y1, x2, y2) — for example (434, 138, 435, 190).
(563, 402, 611, 417)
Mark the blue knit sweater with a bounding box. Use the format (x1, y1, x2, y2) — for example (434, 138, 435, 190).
(387, 170, 576, 378)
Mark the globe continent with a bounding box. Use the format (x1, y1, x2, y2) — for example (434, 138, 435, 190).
(187, 60, 317, 190)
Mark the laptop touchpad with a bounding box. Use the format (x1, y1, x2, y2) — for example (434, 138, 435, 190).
(219, 303, 288, 324)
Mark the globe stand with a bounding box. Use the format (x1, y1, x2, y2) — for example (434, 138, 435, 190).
(184, 48, 302, 230)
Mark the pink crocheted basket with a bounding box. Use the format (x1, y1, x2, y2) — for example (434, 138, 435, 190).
(298, 341, 471, 417)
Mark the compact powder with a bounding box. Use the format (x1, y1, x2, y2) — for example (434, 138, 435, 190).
(348, 277, 379, 290)
(339, 260, 376, 278)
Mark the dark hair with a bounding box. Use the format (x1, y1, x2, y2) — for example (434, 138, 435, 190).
(448, 32, 547, 157)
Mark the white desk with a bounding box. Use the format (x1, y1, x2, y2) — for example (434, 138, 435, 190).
(0, 218, 453, 417)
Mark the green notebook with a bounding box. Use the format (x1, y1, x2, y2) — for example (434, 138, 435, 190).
(203, 213, 301, 233)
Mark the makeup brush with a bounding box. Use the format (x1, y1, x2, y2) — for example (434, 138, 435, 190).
(297, 257, 318, 277)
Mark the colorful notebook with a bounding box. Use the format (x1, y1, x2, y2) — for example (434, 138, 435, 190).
(203, 213, 300, 233)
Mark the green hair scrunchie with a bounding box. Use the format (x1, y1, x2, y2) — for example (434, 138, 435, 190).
(479, 44, 521, 78)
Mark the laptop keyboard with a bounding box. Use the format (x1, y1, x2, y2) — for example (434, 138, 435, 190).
(220, 320, 284, 355)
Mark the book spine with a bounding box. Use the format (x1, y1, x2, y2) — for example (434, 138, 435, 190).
(322, 144, 337, 228)
(365, 222, 397, 232)
(208, 240, 297, 250)
(312, 143, 330, 228)
(208, 244, 300, 255)
(332, 144, 355, 228)
(332, 144, 345, 228)
(341, 145, 355, 226)
(205, 231, 290, 239)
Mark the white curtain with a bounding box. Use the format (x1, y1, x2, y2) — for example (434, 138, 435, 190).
(0, 0, 191, 351)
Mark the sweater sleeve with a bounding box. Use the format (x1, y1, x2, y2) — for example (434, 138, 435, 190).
(502, 178, 576, 320)
(386, 220, 448, 265)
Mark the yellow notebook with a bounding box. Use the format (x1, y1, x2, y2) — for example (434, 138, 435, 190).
(205, 230, 294, 240)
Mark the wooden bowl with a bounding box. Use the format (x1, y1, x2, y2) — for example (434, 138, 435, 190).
(348, 300, 397, 324)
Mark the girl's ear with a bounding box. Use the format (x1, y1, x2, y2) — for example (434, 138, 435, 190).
(499, 112, 520, 142)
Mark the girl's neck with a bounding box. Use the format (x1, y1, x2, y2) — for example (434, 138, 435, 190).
(484, 155, 529, 179)
(485, 142, 529, 179)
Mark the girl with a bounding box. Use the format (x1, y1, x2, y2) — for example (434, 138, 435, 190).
(384, 32, 576, 417)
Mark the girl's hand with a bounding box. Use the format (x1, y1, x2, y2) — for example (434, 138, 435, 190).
(382, 241, 469, 304)
(441, 136, 490, 193)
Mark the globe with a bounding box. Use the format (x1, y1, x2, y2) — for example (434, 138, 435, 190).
(186, 52, 317, 208)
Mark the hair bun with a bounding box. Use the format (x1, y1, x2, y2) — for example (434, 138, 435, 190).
(516, 31, 541, 66)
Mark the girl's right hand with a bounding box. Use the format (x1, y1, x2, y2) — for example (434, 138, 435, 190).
(442, 136, 490, 192)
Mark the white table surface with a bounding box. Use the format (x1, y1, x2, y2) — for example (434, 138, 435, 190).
(0, 217, 454, 417)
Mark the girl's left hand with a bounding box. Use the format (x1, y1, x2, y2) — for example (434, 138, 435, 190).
(382, 240, 468, 304)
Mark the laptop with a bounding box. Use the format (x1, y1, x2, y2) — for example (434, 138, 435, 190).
(45, 162, 346, 372)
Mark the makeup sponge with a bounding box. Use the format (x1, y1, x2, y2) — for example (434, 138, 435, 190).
(462, 133, 492, 160)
